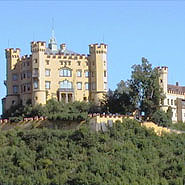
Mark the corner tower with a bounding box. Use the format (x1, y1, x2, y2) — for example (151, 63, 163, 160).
(158, 66, 168, 94)
(88, 43, 108, 104)
(31, 41, 46, 105)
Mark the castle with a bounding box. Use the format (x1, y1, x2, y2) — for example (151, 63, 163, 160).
(158, 66, 185, 122)
(2, 32, 108, 113)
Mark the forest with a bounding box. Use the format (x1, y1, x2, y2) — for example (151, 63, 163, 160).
(0, 119, 185, 185)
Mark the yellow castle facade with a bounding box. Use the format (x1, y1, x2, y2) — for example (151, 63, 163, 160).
(2, 32, 108, 113)
(159, 66, 185, 122)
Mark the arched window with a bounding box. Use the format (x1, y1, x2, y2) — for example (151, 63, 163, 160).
(59, 68, 72, 77)
(60, 80, 72, 89)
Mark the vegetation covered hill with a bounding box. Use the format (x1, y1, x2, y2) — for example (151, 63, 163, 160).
(0, 119, 185, 185)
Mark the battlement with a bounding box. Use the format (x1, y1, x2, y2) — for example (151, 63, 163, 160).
(157, 66, 168, 73)
(21, 54, 32, 60)
(31, 41, 46, 53)
(45, 53, 87, 60)
(5, 48, 21, 53)
(89, 43, 107, 53)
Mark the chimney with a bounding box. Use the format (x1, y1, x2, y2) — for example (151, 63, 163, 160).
(176, 82, 179, 86)
(60, 43, 66, 51)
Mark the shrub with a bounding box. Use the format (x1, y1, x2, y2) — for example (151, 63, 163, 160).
(151, 109, 172, 127)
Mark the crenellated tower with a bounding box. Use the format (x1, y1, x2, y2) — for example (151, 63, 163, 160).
(158, 66, 168, 94)
(31, 41, 46, 105)
(88, 43, 108, 104)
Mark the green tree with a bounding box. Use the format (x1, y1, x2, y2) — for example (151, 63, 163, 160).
(102, 81, 135, 114)
(129, 57, 164, 119)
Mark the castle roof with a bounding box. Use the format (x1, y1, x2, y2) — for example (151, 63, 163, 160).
(167, 84, 185, 94)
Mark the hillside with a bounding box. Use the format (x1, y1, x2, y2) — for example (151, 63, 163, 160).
(0, 119, 185, 185)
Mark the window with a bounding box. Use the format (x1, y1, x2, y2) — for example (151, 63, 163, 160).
(77, 82, 82, 90)
(13, 85, 18, 93)
(171, 99, 173, 105)
(77, 61, 81, 66)
(45, 69, 50, 76)
(104, 71, 107, 77)
(60, 80, 72, 89)
(160, 79, 163, 83)
(27, 71, 31, 78)
(167, 99, 169, 105)
(92, 82, 96, 90)
(23, 73, 26, 79)
(45, 81, 51, 89)
(34, 59, 38, 63)
(33, 80, 38, 89)
(46, 60, 49, 65)
(33, 68, 38, 76)
(104, 82, 107, 90)
(12, 74, 18, 81)
(77, 70, 82, 77)
(27, 62, 30, 66)
(85, 71, 89, 77)
(27, 83, 31, 91)
(85, 83, 89, 90)
(92, 72, 95, 77)
(59, 68, 72, 77)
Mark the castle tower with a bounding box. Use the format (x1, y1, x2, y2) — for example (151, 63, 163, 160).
(158, 66, 168, 94)
(88, 43, 108, 104)
(4, 48, 21, 110)
(31, 41, 46, 105)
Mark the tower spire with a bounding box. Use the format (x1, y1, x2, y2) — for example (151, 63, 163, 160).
(48, 18, 58, 52)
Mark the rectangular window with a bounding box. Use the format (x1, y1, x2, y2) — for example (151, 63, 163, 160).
(27, 83, 31, 91)
(171, 99, 173, 105)
(45, 69, 51, 76)
(12, 74, 18, 81)
(77, 61, 81, 66)
(45, 60, 49, 65)
(77, 82, 82, 90)
(33, 80, 38, 89)
(85, 83, 89, 90)
(60, 69, 72, 77)
(104, 71, 107, 77)
(27, 71, 31, 78)
(13, 85, 18, 93)
(77, 70, 82, 77)
(45, 81, 51, 89)
(92, 82, 96, 90)
(104, 82, 107, 90)
(85, 71, 89, 77)
(92, 72, 95, 77)
(33, 68, 38, 77)
(167, 99, 169, 105)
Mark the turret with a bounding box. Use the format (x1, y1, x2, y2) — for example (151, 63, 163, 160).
(158, 66, 168, 93)
(5, 48, 20, 70)
(31, 41, 46, 105)
(88, 43, 108, 104)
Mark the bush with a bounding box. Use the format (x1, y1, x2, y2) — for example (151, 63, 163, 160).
(151, 109, 172, 127)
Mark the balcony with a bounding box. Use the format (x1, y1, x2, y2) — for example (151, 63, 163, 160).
(58, 88, 74, 92)
(32, 73, 39, 78)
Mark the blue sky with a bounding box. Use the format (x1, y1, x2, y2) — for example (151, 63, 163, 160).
(1, 1, 185, 114)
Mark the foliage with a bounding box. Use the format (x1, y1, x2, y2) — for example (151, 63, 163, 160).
(151, 109, 172, 127)
(102, 81, 135, 114)
(129, 57, 164, 119)
(0, 120, 185, 184)
(1, 99, 90, 122)
(170, 122, 185, 131)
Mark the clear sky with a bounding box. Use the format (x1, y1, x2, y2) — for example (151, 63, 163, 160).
(1, 1, 185, 115)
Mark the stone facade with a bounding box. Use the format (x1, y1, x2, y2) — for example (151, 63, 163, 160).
(2, 33, 108, 113)
(158, 66, 185, 122)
